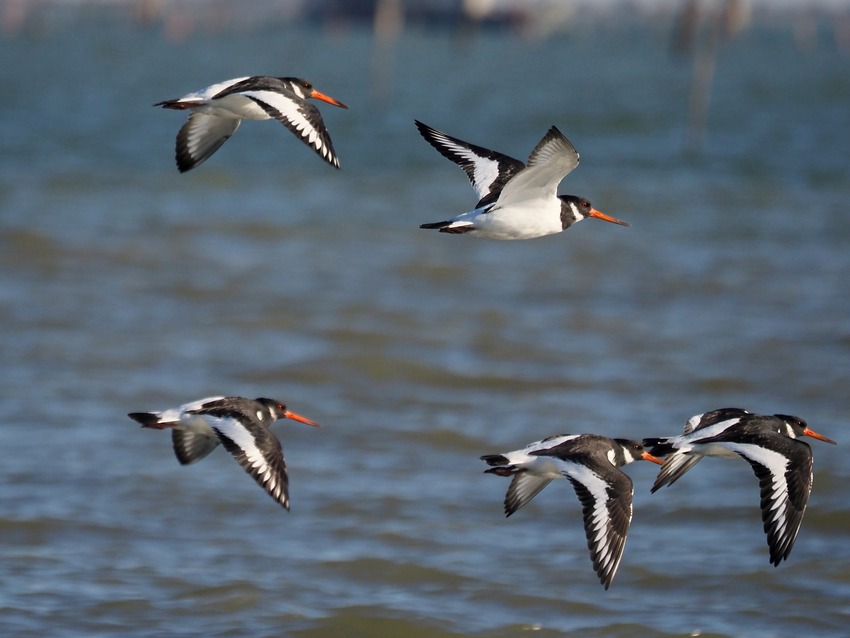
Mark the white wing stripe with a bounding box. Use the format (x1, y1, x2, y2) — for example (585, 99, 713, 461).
(212, 419, 269, 473)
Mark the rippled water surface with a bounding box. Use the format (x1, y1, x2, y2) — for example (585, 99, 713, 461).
(2, 12, 849, 638)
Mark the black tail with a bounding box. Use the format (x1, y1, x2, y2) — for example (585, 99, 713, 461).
(480, 454, 508, 466)
(153, 99, 190, 110)
(420, 220, 452, 230)
(481, 454, 516, 476)
(128, 412, 170, 429)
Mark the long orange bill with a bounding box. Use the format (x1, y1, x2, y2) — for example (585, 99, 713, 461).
(284, 409, 321, 427)
(642, 451, 665, 465)
(589, 208, 630, 227)
(803, 427, 836, 444)
(310, 89, 349, 109)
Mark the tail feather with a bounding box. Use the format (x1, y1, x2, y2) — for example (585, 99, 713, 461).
(481, 454, 509, 466)
(154, 100, 192, 110)
(128, 412, 174, 430)
(420, 220, 475, 234)
(481, 454, 516, 478)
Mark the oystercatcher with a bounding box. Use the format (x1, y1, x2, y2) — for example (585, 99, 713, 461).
(129, 396, 320, 510)
(644, 408, 836, 565)
(481, 434, 662, 589)
(155, 76, 348, 172)
(415, 120, 629, 239)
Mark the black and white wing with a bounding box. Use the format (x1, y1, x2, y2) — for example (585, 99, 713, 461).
(239, 89, 340, 168)
(171, 427, 219, 466)
(211, 417, 290, 510)
(173, 113, 240, 173)
(729, 437, 814, 565)
(649, 452, 704, 492)
(503, 473, 554, 516)
(564, 463, 633, 590)
(415, 120, 525, 207)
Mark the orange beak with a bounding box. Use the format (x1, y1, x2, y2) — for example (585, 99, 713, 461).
(588, 208, 630, 227)
(642, 451, 665, 465)
(283, 409, 321, 428)
(310, 88, 349, 109)
(803, 427, 836, 444)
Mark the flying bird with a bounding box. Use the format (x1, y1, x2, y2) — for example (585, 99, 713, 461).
(644, 408, 836, 565)
(481, 434, 662, 589)
(416, 120, 629, 239)
(129, 395, 320, 510)
(155, 76, 348, 172)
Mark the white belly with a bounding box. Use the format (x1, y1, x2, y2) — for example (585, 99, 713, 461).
(467, 206, 562, 239)
(198, 94, 271, 121)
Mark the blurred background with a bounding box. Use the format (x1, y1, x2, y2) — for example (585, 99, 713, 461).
(1, 1, 849, 636)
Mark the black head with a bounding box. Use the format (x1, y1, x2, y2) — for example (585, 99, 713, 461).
(613, 438, 664, 466)
(255, 397, 321, 428)
(774, 414, 836, 444)
(279, 77, 311, 93)
(254, 398, 288, 422)
(279, 77, 349, 109)
(558, 195, 629, 228)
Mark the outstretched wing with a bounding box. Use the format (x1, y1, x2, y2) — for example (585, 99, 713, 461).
(649, 452, 704, 492)
(496, 126, 579, 209)
(241, 90, 340, 168)
(564, 463, 633, 590)
(174, 113, 240, 172)
(415, 120, 525, 206)
(503, 473, 554, 516)
(171, 428, 219, 465)
(728, 438, 813, 565)
(205, 415, 290, 510)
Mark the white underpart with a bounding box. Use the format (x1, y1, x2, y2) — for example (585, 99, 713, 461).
(208, 94, 270, 119)
(464, 198, 564, 239)
(177, 413, 218, 437)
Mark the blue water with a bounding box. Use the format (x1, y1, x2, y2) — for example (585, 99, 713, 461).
(1, 10, 849, 638)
